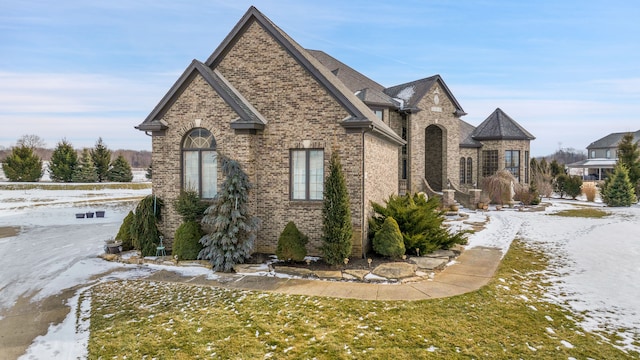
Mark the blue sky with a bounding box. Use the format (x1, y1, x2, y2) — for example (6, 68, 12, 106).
(1, 0, 639, 156)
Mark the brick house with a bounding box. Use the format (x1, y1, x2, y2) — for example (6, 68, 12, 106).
(136, 6, 534, 257)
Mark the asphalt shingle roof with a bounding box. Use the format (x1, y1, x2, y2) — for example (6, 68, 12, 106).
(587, 130, 640, 149)
(472, 108, 535, 141)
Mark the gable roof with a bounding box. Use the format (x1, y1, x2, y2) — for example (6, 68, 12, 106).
(587, 130, 640, 150)
(136, 60, 266, 132)
(307, 50, 384, 93)
(384, 75, 466, 116)
(202, 6, 404, 145)
(472, 108, 535, 141)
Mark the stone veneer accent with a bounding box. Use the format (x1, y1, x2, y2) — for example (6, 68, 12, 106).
(478, 139, 531, 183)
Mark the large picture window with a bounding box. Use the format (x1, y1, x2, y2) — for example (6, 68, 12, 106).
(482, 150, 498, 178)
(505, 150, 520, 181)
(182, 128, 217, 198)
(291, 149, 324, 200)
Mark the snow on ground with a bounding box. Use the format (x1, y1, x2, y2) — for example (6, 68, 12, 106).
(1, 185, 639, 357)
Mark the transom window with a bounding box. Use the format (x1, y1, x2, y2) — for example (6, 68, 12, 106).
(291, 149, 324, 200)
(182, 128, 217, 199)
(505, 150, 520, 181)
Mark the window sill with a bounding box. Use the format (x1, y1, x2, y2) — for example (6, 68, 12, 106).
(289, 200, 323, 207)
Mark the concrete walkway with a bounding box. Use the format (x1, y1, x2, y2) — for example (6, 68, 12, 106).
(146, 246, 503, 301)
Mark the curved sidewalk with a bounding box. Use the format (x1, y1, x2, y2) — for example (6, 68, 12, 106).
(146, 247, 503, 301)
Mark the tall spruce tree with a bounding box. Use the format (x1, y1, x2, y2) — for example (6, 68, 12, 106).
(72, 148, 98, 182)
(602, 163, 637, 207)
(617, 132, 640, 195)
(49, 139, 77, 182)
(320, 151, 353, 266)
(198, 156, 260, 272)
(91, 137, 111, 182)
(107, 154, 133, 182)
(1, 145, 43, 182)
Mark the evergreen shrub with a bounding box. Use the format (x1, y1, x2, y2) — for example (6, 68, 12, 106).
(602, 164, 638, 207)
(276, 221, 308, 262)
(130, 195, 164, 256)
(115, 210, 135, 251)
(173, 220, 204, 260)
(372, 216, 405, 258)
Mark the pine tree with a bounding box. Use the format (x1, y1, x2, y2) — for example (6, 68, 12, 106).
(372, 216, 405, 258)
(91, 137, 111, 182)
(130, 195, 164, 256)
(107, 154, 133, 182)
(49, 139, 77, 182)
(320, 151, 353, 266)
(1, 145, 43, 182)
(617, 132, 640, 195)
(198, 156, 260, 272)
(72, 148, 98, 182)
(602, 163, 637, 207)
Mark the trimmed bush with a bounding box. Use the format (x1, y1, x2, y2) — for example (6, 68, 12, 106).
(276, 221, 308, 262)
(115, 210, 135, 251)
(372, 216, 405, 258)
(173, 220, 205, 260)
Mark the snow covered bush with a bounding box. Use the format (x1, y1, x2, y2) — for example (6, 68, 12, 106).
(276, 221, 308, 262)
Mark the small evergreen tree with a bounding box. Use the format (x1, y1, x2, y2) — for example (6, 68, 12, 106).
(72, 149, 98, 182)
(130, 195, 164, 256)
(602, 164, 637, 207)
(115, 210, 135, 251)
(91, 137, 111, 182)
(146, 163, 153, 180)
(372, 216, 405, 258)
(554, 173, 569, 198)
(320, 151, 353, 266)
(49, 139, 77, 182)
(107, 154, 134, 182)
(1, 145, 43, 182)
(276, 221, 308, 262)
(174, 189, 208, 222)
(550, 159, 565, 178)
(617, 132, 640, 195)
(173, 221, 205, 260)
(563, 175, 583, 200)
(199, 156, 260, 272)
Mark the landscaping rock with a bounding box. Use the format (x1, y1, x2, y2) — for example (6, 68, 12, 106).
(234, 264, 269, 274)
(372, 262, 416, 279)
(343, 269, 370, 281)
(314, 270, 343, 280)
(275, 266, 313, 277)
(410, 257, 448, 270)
(424, 249, 456, 259)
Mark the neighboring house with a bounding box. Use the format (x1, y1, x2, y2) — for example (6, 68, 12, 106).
(568, 130, 640, 180)
(136, 6, 535, 257)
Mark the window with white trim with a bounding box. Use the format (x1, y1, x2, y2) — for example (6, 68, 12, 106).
(291, 149, 324, 200)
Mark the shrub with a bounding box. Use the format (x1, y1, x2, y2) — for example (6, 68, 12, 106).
(174, 189, 208, 222)
(554, 173, 568, 198)
(372, 216, 405, 258)
(481, 170, 516, 204)
(130, 195, 164, 256)
(602, 164, 638, 207)
(320, 151, 353, 266)
(563, 175, 583, 199)
(173, 220, 204, 260)
(276, 221, 308, 262)
(581, 182, 597, 202)
(369, 193, 468, 256)
(513, 184, 539, 205)
(115, 211, 135, 251)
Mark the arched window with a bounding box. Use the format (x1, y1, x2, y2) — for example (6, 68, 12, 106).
(459, 157, 466, 184)
(182, 128, 217, 198)
(466, 157, 473, 185)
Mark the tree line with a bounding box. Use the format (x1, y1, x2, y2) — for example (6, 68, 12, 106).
(1, 135, 151, 183)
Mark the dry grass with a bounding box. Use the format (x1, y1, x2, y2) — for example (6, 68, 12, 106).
(581, 182, 598, 202)
(87, 240, 636, 359)
(550, 208, 608, 218)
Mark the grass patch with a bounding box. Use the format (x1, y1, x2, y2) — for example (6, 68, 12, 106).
(88, 240, 636, 359)
(550, 208, 608, 218)
(0, 182, 151, 191)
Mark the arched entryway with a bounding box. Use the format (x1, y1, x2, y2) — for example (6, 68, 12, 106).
(425, 125, 444, 191)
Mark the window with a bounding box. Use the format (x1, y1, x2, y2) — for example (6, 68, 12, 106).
(182, 128, 217, 198)
(291, 149, 324, 200)
(505, 150, 520, 181)
(373, 109, 383, 120)
(606, 149, 611, 159)
(466, 157, 473, 185)
(524, 151, 530, 184)
(482, 150, 498, 177)
(459, 157, 466, 184)
(591, 150, 596, 158)
(401, 126, 407, 155)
